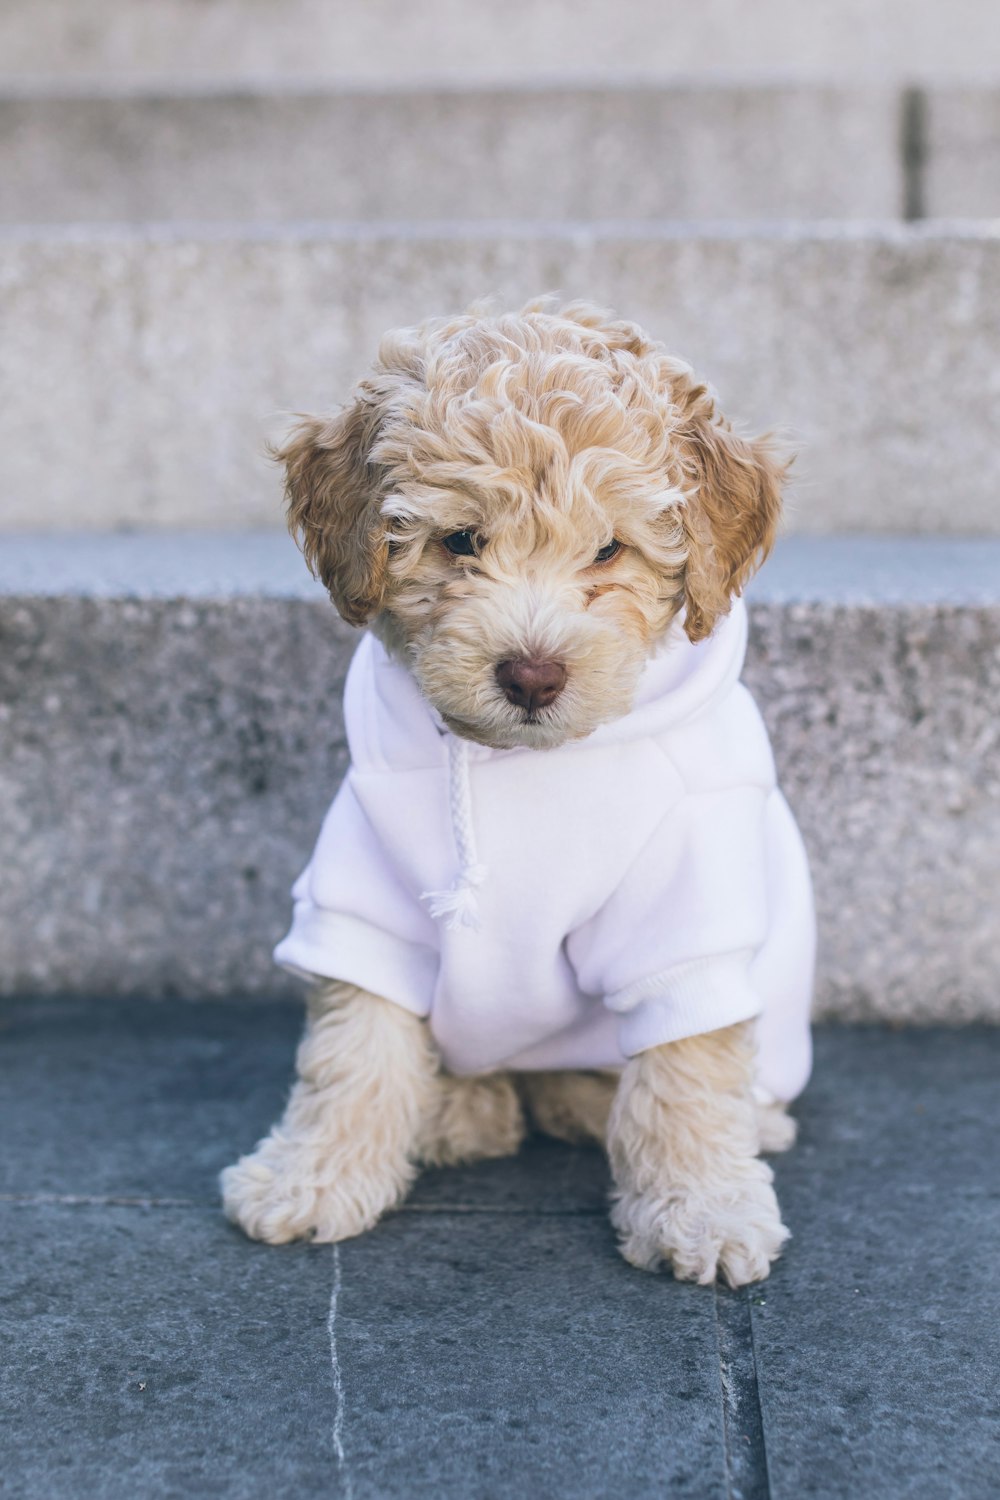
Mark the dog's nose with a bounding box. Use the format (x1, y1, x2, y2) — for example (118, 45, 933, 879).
(495, 657, 567, 713)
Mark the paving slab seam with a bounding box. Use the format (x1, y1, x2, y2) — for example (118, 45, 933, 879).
(398, 1201, 607, 1216)
(715, 1286, 771, 1500)
(0, 1191, 207, 1207)
(0, 1191, 608, 1217)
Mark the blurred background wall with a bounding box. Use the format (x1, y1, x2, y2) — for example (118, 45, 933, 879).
(0, 0, 997, 1017)
(2, 0, 1000, 530)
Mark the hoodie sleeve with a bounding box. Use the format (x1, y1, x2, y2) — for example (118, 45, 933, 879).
(566, 784, 770, 1054)
(273, 773, 438, 1017)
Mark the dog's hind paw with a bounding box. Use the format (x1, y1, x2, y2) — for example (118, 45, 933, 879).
(756, 1100, 798, 1154)
(611, 1164, 789, 1287)
(417, 1072, 526, 1166)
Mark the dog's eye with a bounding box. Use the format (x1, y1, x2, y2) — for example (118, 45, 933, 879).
(593, 539, 622, 564)
(442, 531, 479, 557)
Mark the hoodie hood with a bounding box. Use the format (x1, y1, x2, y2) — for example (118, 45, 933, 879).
(341, 599, 751, 932)
(344, 598, 750, 775)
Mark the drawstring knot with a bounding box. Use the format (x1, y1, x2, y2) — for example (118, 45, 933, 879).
(421, 736, 488, 931)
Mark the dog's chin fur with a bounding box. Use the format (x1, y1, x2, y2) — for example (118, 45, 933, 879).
(433, 708, 574, 754)
(227, 299, 797, 1287)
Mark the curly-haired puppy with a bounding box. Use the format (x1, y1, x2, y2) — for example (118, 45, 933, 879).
(222, 299, 815, 1287)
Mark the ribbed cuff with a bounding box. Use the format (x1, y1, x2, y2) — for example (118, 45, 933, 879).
(274, 904, 437, 1019)
(608, 950, 762, 1056)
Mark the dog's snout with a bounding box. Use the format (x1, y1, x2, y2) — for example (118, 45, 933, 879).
(495, 657, 567, 713)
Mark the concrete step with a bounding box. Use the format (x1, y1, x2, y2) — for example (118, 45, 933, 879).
(924, 88, 1000, 218)
(2, 223, 999, 534)
(0, 533, 996, 1022)
(4, 0, 997, 85)
(5, 83, 995, 225)
(0, 83, 907, 224)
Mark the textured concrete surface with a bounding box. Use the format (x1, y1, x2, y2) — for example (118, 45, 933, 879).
(748, 1026, 1000, 1500)
(0, 590, 354, 1000)
(0, 1206, 339, 1499)
(3, 223, 1000, 533)
(0, 84, 902, 224)
(0, 535, 998, 1020)
(743, 600, 1000, 1024)
(1, 1001, 998, 1499)
(924, 87, 1000, 218)
(4, 0, 999, 83)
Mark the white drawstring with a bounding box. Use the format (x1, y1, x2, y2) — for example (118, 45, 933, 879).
(421, 735, 488, 932)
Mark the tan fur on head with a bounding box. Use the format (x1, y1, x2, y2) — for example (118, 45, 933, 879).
(279, 298, 787, 747)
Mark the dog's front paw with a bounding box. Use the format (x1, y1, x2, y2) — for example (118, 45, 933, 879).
(611, 1162, 789, 1287)
(220, 1132, 402, 1246)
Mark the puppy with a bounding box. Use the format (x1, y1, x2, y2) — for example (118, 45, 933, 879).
(222, 299, 814, 1287)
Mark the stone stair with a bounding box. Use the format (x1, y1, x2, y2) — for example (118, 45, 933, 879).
(2, 533, 996, 1023)
(4, 80, 998, 224)
(4, 222, 1000, 531)
(1, 1, 997, 1019)
(0, 82, 914, 224)
(4, 0, 998, 84)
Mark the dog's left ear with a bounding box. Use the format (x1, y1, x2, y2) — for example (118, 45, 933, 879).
(673, 381, 787, 644)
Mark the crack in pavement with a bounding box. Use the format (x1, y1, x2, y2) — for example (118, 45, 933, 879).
(715, 1284, 771, 1500)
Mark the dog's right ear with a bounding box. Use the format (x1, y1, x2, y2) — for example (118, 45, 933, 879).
(275, 399, 387, 627)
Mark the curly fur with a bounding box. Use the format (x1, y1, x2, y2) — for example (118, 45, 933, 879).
(417, 1072, 527, 1167)
(517, 1069, 617, 1145)
(278, 297, 785, 750)
(221, 981, 439, 1244)
(607, 1022, 789, 1286)
(225, 299, 796, 1285)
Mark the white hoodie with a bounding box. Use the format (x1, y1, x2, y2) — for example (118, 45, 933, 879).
(275, 600, 815, 1102)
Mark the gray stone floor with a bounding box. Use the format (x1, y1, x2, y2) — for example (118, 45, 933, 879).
(1, 1000, 998, 1499)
